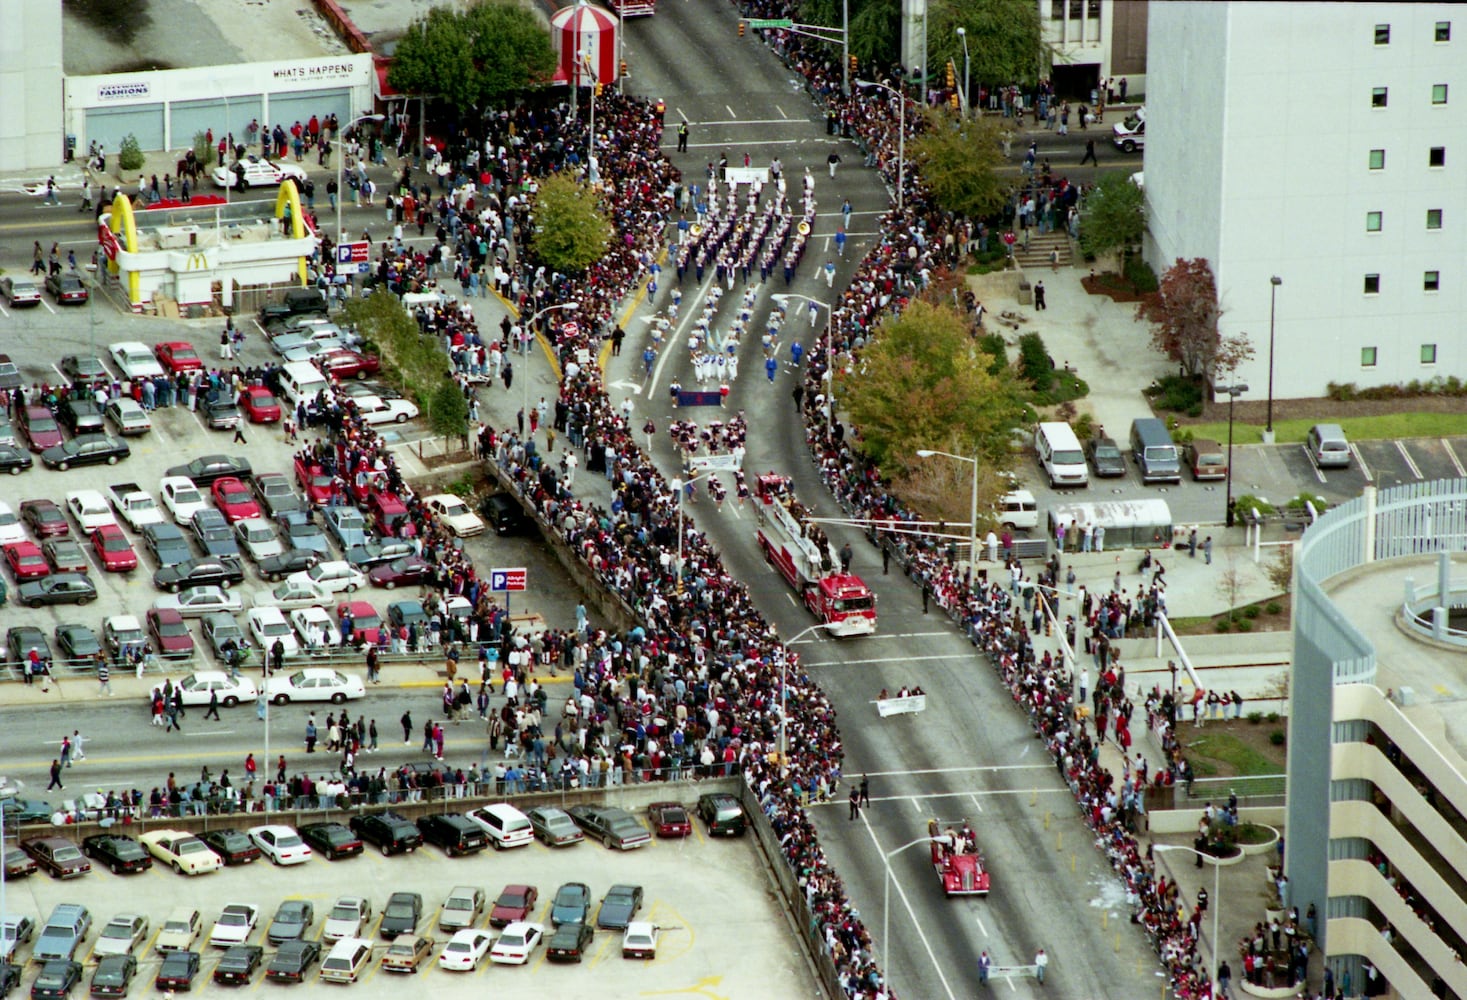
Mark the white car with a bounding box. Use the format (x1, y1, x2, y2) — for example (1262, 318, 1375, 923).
(265, 667, 365, 705)
(154, 585, 244, 618)
(159, 476, 209, 524)
(105, 397, 152, 436)
(622, 921, 660, 959)
(155, 908, 201, 952)
(248, 606, 300, 656)
(288, 560, 365, 595)
(235, 519, 283, 562)
(109, 341, 167, 380)
(93, 914, 149, 957)
(248, 825, 313, 865)
(424, 494, 485, 537)
(65, 490, 117, 532)
(439, 928, 494, 971)
(207, 904, 259, 947)
(279, 340, 341, 364)
(489, 922, 544, 965)
(353, 394, 420, 426)
(290, 606, 340, 650)
(322, 897, 372, 942)
(252, 578, 331, 610)
(149, 671, 258, 708)
(211, 155, 308, 191)
(140, 830, 223, 875)
(0, 502, 24, 544)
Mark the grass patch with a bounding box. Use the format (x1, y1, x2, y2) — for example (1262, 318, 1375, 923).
(1180, 412, 1467, 445)
(1188, 730, 1285, 777)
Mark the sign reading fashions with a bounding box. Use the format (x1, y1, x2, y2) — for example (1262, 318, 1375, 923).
(97, 82, 150, 101)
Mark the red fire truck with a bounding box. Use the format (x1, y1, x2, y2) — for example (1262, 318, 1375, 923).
(929, 818, 990, 897)
(606, 0, 655, 16)
(754, 474, 876, 637)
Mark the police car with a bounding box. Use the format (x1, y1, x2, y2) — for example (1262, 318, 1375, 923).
(211, 156, 308, 191)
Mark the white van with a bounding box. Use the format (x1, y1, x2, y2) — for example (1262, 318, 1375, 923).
(1034, 422, 1089, 488)
(999, 489, 1039, 531)
(279, 361, 329, 407)
(320, 937, 373, 983)
(467, 803, 534, 850)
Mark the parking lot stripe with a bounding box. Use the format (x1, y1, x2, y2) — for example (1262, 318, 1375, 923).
(1350, 443, 1373, 482)
(1445, 439, 1467, 477)
(1303, 446, 1327, 484)
(1396, 441, 1423, 480)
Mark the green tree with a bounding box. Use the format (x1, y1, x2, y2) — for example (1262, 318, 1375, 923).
(427, 379, 470, 446)
(908, 109, 1012, 219)
(838, 299, 1027, 476)
(942, 0, 1044, 86)
(341, 292, 443, 395)
(528, 172, 612, 274)
(1079, 170, 1145, 262)
(388, 1, 554, 111)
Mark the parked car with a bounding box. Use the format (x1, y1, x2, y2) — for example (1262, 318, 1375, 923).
(154, 908, 201, 952)
(80, 835, 152, 875)
(154, 341, 203, 374)
(0, 443, 33, 475)
(348, 812, 421, 856)
(45, 271, 88, 304)
(21, 837, 91, 879)
(379, 934, 432, 973)
(4, 541, 50, 580)
(107, 342, 164, 381)
(622, 921, 660, 959)
(199, 613, 250, 662)
(546, 922, 595, 963)
(59, 355, 108, 387)
(88, 954, 137, 997)
(164, 454, 252, 485)
(487, 923, 543, 966)
(424, 494, 485, 537)
(207, 904, 259, 948)
(378, 892, 423, 938)
(153, 556, 245, 592)
(415, 813, 488, 856)
(41, 434, 130, 471)
(90, 524, 137, 572)
(298, 822, 362, 860)
(249, 825, 313, 866)
(568, 804, 652, 850)
(596, 884, 643, 930)
(438, 929, 493, 971)
(235, 518, 283, 562)
(438, 887, 485, 931)
(321, 897, 371, 941)
(549, 883, 591, 927)
(145, 607, 196, 660)
(1085, 435, 1127, 478)
(16, 573, 96, 607)
(141, 522, 191, 568)
(211, 477, 261, 522)
(266, 901, 315, 944)
(697, 792, 747, 836)
(1184, 438, 1228, 481)
(212, 944, 264, 986)
(20, 499, 68, 538)
(17, 406, 61, 452)
(139, 830, 223, 875)
(265, 939, 320, 983)
(104, 398, 152, 436)
(30, 959, 82, 999)
(288, 560, 364, 594)
(528, 807, 584, 847)
(153, 585, 243, 618)
(152, 949, 200, 991)
(0, 276, 42, 307)
(91, 914, 149, 956)
(252, 578, 330, 610)
(3, 850, 37, 881)
(323, 507, 369, 550)
(41, 538, 86, 575)
(258, 547, 321, 583)
(647, 801, 692, 838)
(56, 398, 104, 436)
(252, 473, 303, 518)
(369, 556, 433, 589)
(199, 829, 261, 866)
(238, 387, 282, 423)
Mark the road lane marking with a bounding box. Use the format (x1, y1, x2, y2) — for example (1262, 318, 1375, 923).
(646, 273, 716, 396)
(1395, 440, 1423, 479)
(1445, 439, 1466, 477)
(1350, 443, 1372, 482)
(801, 653, 975, 667)
(855, 764, 1051, 777)
(1302, 445, 1327, 484)
(725, 105, 737, 117)
(975, 916, 988, 936)
(968, 794, 984, 813)
(817, 789, 1070, 806)
(857, 813, 959, 1000)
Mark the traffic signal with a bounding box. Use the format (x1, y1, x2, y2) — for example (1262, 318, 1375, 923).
(738, 21, 745, 36)
(620, 59, 628, 77)
(946, 61, 955, 88)
(849, 55, 858, 72)
(949, 92, 960, 110)
(595, 82, 604, 96)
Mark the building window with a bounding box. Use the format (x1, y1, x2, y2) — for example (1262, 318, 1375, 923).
(1366, 211, 1383, 232)
(1361, 347, 1378, 368)
(1363, 274, 1381, 294)
(1421, 344, 1438, 365)
(1372, 87, 1389, 108)
(1375, 23, 1390, 44)
(1427, 209, 1443, 230)
(1050, 0, 1063, 19)
(1069, 0, 1082, 19)
(1437, 21, 1451, 42)
(1430, 146, 1446, 167)
(1433, 84, 1449, 105)
(1425, 271, 1441, 292)
(1368, 149, 1385, 169)
(1087, 0, 1100, 19)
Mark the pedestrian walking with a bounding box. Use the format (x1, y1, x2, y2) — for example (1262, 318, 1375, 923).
(1080, 140, 1097, 166)
(71, 730, 85, 761)
(60, 736, 72, 768)
(276, 754, 287, 783)
(244, 753, 257, 785)
(859, 775, 870, 806)
(204, 689, 221, 720)
(96, 656, 111, 695)
(848, 786, 860, 820)
(46, 759, 63, 790)
(368, 719, 379, 752)
(256, 691, 267, 721)
(827, 151, 841, 177)
(1203, 536, 1213, 564)
(1034, 281, 1047, 310)
(165, 701, 182, 732)
(977, 950, 992, 984)
(1034, 948, 1048, 984)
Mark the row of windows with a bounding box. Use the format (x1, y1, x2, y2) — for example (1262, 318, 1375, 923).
(1368, 148, 1447, 169)
(1050, 1, 1101, 20)
(1365, 210, 1443, 231)
(1375, 22, 1451, 44)
(1371, 84, 1450, 107)
(1360, 345, 1438, 368)
(1362, 272, 1441, 294)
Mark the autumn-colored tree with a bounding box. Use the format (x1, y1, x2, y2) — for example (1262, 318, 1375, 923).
(838, 299, 1028, 478)
(1137, 258, 1253, 380)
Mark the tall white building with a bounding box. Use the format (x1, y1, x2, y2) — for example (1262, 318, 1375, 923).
(1144, 3, 1464, 400)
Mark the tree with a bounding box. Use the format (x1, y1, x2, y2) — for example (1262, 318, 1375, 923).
(388, 1, 554, 111)
(908, 109, 1011, 219)
(1137, 258, 1253, 380)
(1078, 170, 1145, 262)
(932, 0, 1044, 87)
(839, 299, 1028, 476)
(528, 173, 612, 274)
(426, 379, 470, 446)
(341, 292, 443, 396)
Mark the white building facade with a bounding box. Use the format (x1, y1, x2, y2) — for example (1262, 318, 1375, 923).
(1144, 3, 1464, 400)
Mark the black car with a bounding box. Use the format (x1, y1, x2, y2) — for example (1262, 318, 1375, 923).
(59, 356, 109, 389)
(200, 828, 260, 865)
(257, 548, 320, 583)
(344, 540, 415, 569)
(80, 834, 152, 874)
(697, 792, 747, 836)
(266, 902, 313, 945)
(378, 892, 422, 939)
(164, 455, 252, 485)
(29, 959, 81, 999)
(44, 273, 87, 305)
(89, 954, 137, 997)
(349, 812, 422, 856)
(153, 950, 199, 991)
(479, 493, 530, 535)
(6, 625, 51, 667)
(17, 574, 96, 608)
(212, 945, 263, 985)
(258, 288, 327, 326)
(415, 813, 487, 857)
(545, 922, 594, 963)
(56, 399, 104, 436)
(298, 822, 363, 861)
(265, 940, 319, 984)
(189, 510, 240, 559)
(0, 445, 32, 476)
(39, 435, 130, 471)
(1086, 435, 1127, 478)
(54, 624, 101, 667)
(141, 523, 192, 569)
(596, 884, 643, 930)
(200, 392, 241, 431)
(153, 556, 245, 593)
(0, 963, 17, 999)
(567, 804, 652, 850)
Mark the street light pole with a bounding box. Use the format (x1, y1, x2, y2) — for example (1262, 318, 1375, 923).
(336, 113, 385, 245)
(670, 468, 715, 595)
(841, 0, 850, 97)
(520, 301, 581, 420)
(915, 449, 979, 573)
(775, 622, 834, 758)
(1265, 276, 1282, 442)
(881, 834, 940, 995)
(1155, 844, 1223, 993)
(1219, 383, 1249, 527)
(855, 80, 905, 211)
(955, 27, 971, 118)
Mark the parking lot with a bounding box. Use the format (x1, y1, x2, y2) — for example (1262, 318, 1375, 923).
(3, 813, 807, 997)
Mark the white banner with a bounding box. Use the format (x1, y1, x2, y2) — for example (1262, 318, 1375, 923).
(725, 167, 769, 187)
(685, 453, 743, 473)
(875, 695, 927, 717)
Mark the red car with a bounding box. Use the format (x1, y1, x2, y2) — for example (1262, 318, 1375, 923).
(90, 524, 138, 572)
(647, 802, 692, 838)
(490, 884, 538, 928)
(317, 349, 381, 381)
(155, 341, 204, 373)
(211, 477, 262, 523)
(17, 406, 62, 452)
(336, 600, 383, 645)
(368, 556, 433, 590)
(20, 498, 69, 538)
(238, 386, 282, 423)
(4, 540, 51, 579)
(146, 607, 195, 659)
(293, 456, 335, 505)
